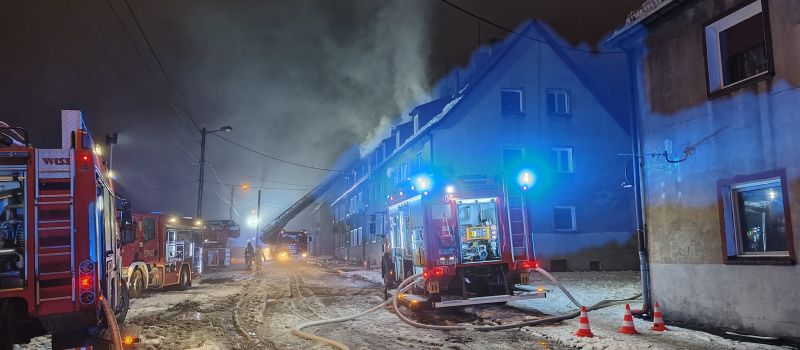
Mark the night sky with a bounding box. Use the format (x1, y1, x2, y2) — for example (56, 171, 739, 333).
(0, 0, 642, 223)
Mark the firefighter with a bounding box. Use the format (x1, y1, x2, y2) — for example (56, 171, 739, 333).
(244, 242, 255, 270)
(380, 242, 394, 299)
(254, 242, 263, 270)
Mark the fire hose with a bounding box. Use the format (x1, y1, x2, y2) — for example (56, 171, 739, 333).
(292, 267, 642, 349)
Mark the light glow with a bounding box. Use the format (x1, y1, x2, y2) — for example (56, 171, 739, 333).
(247, 216, 258, 228)
(445, 185, 455, 194)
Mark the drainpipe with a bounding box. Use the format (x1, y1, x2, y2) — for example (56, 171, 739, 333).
(625, 41, 652, 317)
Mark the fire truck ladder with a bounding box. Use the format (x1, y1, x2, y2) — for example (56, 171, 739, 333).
(260, 175, 338, 244)
(503, 179, 532, 262)
(34, 151, 75, 306)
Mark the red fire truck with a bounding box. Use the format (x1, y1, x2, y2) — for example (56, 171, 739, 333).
(121, 213, 204, 298)
(0, 111, 133, 348)
(202, 220, 240, 268)
(268, 230, 310, 262)
(383, 174, 545, 310)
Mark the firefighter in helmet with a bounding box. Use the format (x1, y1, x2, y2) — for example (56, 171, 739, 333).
(244, 241, 255, 270)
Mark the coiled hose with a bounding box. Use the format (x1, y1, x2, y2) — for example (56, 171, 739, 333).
(293, 268, 642, 349)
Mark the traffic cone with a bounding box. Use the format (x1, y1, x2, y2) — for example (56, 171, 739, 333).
(618, 304, 639, 334)
(651, 302, 668, 331)
(575, 306, 593, 337)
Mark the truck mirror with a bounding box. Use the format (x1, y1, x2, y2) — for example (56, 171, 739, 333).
(121, 200, 133, 230)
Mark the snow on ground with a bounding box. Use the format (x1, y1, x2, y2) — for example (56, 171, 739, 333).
(511, 271, 790, 350)
(13, 262, 796, 350)
(127, 269, 249, 318)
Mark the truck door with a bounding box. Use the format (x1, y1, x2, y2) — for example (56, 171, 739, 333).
(96, 179, 123, 312)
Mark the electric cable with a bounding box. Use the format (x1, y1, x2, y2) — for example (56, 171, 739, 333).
(211, 133, 343, 172)
(437, 0, 626, 54)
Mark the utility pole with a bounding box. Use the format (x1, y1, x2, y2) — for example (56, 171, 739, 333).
(197, 127, 207, 218)
(195, 125, 233, 219)
(105, 133, 118, 178)
(256, 189, 262, 242)
(229, 186, 235, 221)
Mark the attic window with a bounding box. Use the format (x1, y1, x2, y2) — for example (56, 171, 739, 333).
(546, 89, 570, 115)
(501, 89, 524, 114)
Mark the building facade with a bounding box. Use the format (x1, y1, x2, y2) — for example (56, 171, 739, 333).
(329, 21, 639, 272)
(613, 0, 800, 341)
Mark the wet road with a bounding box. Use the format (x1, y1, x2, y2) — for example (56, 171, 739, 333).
(123, 260, 564, 350)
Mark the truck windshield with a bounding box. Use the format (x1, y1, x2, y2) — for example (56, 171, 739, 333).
(456, 199, 501, 263)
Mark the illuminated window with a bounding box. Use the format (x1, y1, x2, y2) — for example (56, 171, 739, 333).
(704, 1, 771, 94)
(554, 206, 576, 231)
(546, 89, 570, 115)
(720, 175, 792, 260)
(501, 89, 524, 114)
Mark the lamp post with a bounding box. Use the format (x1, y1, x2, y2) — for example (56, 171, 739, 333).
(197, 125, 233, 218)
(105, 133, 118, 178)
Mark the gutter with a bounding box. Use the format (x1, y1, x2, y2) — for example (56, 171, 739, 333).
(622, 41, 652, 317)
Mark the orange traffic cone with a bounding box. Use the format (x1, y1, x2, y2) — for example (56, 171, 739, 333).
(651, 302, 668, 331)
(575, 306, 593, 337)
(619, 304, 639, 334)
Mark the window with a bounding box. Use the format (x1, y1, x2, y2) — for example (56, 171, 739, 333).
(546, 89, 570, 115)
(501, 89, 523, 114)
(554, 206, 576, 231)
(719, 174, 794, 261)
(551, 147, 574, 173)
(704, 0, 771, 94)
(143, 217, 156, 241)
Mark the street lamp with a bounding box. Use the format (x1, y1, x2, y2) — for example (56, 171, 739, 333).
(197, 125, 233, 218)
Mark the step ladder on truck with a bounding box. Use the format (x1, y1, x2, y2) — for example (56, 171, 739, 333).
(381, 174, 545, 311)
(0, 111, 139, 349)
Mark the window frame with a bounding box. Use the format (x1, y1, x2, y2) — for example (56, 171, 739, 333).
(717, 170, 795, 265)
(500, 88, 524, 115)
(551, 147, 574, 173)
(702, 0, 774, 98)
(142, 217, 156, 241)
(545, 89, 571, 116)
(553, 205, 576, 232)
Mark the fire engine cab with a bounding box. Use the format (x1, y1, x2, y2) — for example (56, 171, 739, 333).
(383, 174, 545, 309)
(121, 213, 203, 298)
(0, 111, 133, 348)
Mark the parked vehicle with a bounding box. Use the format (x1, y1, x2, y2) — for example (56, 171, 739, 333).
(383, 175, 545, 310)
(269, 230, 310, 262)
(0, 111, 134, 348)
(202, 220, 240, 267)
(120, 213, 203, 298)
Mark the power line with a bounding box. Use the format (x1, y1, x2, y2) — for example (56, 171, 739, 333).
(437, 0, 626, 55)
(121, 0, 203, 131)
(209, 163, 316, 187)
(102, 0, 201, 140)
(211, 133, 343, 172)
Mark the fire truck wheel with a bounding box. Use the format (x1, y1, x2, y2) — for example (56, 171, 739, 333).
(177, 266, 190, 291)
(116, 282, 130, 325)
(128, 269, 145, 298)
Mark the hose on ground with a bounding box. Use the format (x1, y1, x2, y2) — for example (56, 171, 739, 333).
(389, 271, 641, 331)
(293, 268, 642, 349)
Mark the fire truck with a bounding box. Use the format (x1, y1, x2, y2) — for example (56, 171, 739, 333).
(120, 213, 204, 298)
(383, 174, 545, 310)
(267, 230, 310, 262)
(0, 111, 133, 348)
(202, 220, 240, 267)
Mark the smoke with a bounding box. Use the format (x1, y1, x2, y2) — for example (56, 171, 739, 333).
(183, 0, 431, 171)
